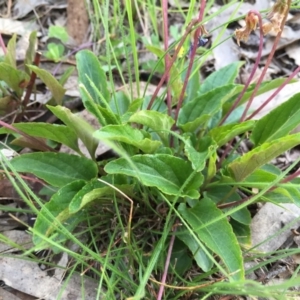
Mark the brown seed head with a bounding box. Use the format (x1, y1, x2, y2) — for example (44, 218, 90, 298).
(235, 12, 259, 46)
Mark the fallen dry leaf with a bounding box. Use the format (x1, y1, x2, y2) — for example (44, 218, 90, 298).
(0, 18, 38, 36)
(0, 230, 33, 252)
(13, 0, 50, 18)
(251, 203, 300, 252)
(0, 255, 100, 299)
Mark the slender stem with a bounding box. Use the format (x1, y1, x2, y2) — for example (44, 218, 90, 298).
(174, 0, 207, 123)
(0, 120, 54, 152)
(281, 168, 300, 184)
(0, 170, 47, 186)
(217, 196, 251, 209)
(198, 0, 206, 21)
(217, 178, 286, 209)
(246, 63, 300, 120)
(218, 2, 292, 168)
(174, 29, 200, 123)
(218, 166, 299, 210)
(52, 41, 92, 76)
(125, 0, 140, 97)
(219, 10, 263, 125)
(156, 223, 178, 300)
(0, 33, 7, 54)
(14, 52, 41, 123)
(244, 0, 291, 121)
(161, 0, 172, 116)
(147, 19, 198, 110)
(22, 52, 41, 108)
(240, 14, 264, 121)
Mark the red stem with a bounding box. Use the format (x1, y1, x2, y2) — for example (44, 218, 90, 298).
(242, 0, 291, 121)
(147, 20, 198, 110)
(246, 64, 300, 120)
(174, 0, 207, 123)
(0, 33, 7, 54)
(22, 52, 41, 108)
(217, 195, 251, 209)
(0, 170, 48, 186)
(281, 168, 300, 184)
(198, 0, 206, 21)
(218, 166, 299, 210)
(219, 10, 264, 125)
(0, 120, 54, 152)
(218, 3, 292, 168)
(217, 11, 264, 169)
(156, 223, 178, 300)
(217, 172, 295, 209)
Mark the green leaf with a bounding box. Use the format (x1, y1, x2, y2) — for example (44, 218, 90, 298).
(242, 165, 280, 188)
(10, 136, 48, 151)
(59, 66, 75, 86)
(243, 79, 296, 104)
(182, 114, 211, 133)
(178, 84, 238, 132)
(251, 93, 300, 145)
(244, 172, 300, 206)
(178, 199, 244, 281)
(184, 136, 217, 172)
(127, 98, 143, 113)
(94, 124, 161, 153)
(78, 84, 114, 126)
(207, 152, 217, 183)
(230, 219, 251, 247)
(145, 45, 183, 103)
(206, 185, 251, 225)
(4, 34, 17, 68)
(24, 31, 37, 75)
(169, 239, 193, 275)
(48, 25, 69, 43)
(209, 120, 255, 146)
(228, 133, 300, 181)
(263, 187, 298, 205)
(170, 69, 184, 105)
(27, 65, 65, 105)
(10, 152, 98, 187)
(177, 227, 213, 272)
(121, 98, 143, 123)
(142, 95, 167, 113)
(76, 50, 110, 106)
(183, 60, 200, 103)
(33, 180, 86, 247)
(0, 96, 12, 115)
(97, 105, 120, 125)
(69, 179, 113, 213)
(47, 105, 98, 158)
(223, 78, 296, 114)
(109, 91, 130, 116)
(105, 154, 203, 198)
(156, 147, 173, 155)
(0, 122, 79, 152)
(0, 63, 29, 97)
(45, 43, 64, 61)
(198, 62, 243, 95)
(129, 110, 174, 144)
(82, 91, 120, 127)
(146, 45, 165, 58)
